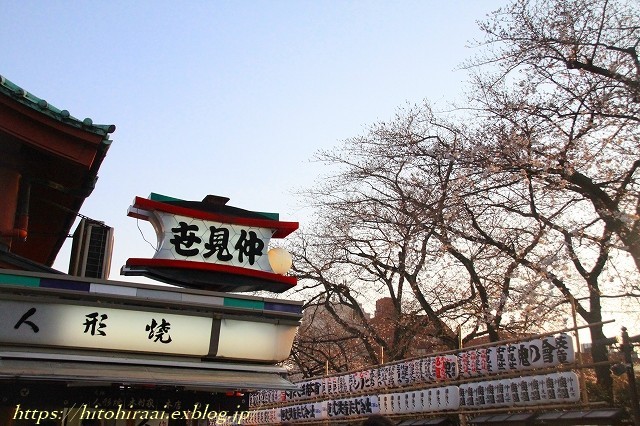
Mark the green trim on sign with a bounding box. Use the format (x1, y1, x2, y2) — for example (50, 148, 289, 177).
(253, 211, 279, 220)
(0, 273, 40, 287)
(148, 192, 185, 203)
(224, 298, 264, 310)
(147, 192, 279, 220)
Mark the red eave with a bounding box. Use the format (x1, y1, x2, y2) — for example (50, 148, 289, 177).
(0, 82, 114, 266)
(125, 258, 298, 286)
(0, 95, 103, 168)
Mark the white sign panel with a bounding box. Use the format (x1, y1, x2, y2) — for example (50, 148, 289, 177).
(0, 300, 212, 356)
(153, 212, 275, 273)
(216, 318, 297, 362)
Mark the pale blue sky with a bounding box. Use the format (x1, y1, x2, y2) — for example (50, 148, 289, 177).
(3, 0, 636, 341)
(3, 0, 504, 277)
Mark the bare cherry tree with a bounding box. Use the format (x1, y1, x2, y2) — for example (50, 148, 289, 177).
(464, 0, 640, 390)
(289, 104, 558, 375)
(287, 0, 639, 390)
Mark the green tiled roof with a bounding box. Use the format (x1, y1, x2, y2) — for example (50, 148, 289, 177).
(0, 74, 116, 138)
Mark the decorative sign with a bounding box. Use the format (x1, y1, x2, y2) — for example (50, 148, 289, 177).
(0, 299, 211, 356)
(279, 402, 325, 422)
(124, 194, 298, 292)
(273, 372, 579, 421)
(458, 372, 580, 409)
(434, 354, 459, 380)
(0, 298, 297, 362)
(149, 212, 274, 272)
(326, 395, 379, 418)
(249, 390, 285, 407)
(246, 409, 279, 425)
(351, 370, 377, 392)
(251, 333, 577, 410)
(251, 373, 579, 422)
(481, 334, 575, 375)
(285, 380, 322, 401)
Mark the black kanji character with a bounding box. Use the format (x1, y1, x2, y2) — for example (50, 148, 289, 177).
(83, 312, 108, 336)
(518, 343, 531, 367)
(542, 337, 556, 363)
(556, 334, 571, 363)
(203, 226, 233, 261)
(146, 318, 173, 343)
(234, 230, 265, 265)
(169, 222, 201, 256)
(14, 307, 39, 333)
(496, 345, 507, 370)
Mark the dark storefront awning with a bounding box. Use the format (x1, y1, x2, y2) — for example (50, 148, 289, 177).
(0, 350, 297, 391)
(0, 359, 294, 391)
(470, 409, 624, 425)
(469, 413, 536, 424)
(535, 409, 624, 424)
(397, 418, 456, 425)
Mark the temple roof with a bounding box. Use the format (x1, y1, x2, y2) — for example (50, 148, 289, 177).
(0, 74, 116, 267)
(0, 75, 115, 137)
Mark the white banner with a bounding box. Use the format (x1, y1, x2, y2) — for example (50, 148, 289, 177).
(0, 299, 211, 356)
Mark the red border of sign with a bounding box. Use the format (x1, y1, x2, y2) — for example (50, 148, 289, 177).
(125, 258, 297, 286)
(129, 197, 298, 238)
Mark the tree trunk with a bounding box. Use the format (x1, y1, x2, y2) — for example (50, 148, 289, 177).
(589, 322, 613, 399)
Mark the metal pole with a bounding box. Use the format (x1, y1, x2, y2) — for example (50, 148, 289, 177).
(621, 326, 640, 426)
(458, 324, 467, 426)
(570, 297, 589, 405)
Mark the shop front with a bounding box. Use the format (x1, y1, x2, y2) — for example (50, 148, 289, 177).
(0, 75, 302, 425)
